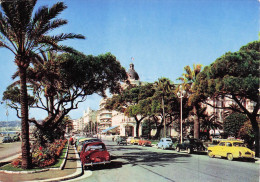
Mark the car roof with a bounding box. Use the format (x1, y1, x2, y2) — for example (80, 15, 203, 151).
(83, 141, 105, 148)
(220, 140, 243, 143)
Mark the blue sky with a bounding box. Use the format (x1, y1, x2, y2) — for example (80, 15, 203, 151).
(0, 0, 258, 121)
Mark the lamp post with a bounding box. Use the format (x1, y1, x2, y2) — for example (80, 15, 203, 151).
(177, 85, 186, 144)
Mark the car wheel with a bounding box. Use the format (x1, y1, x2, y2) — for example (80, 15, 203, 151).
(187, 148, 192, 154)
(176, 147, 180, 152)
(208, 151, 214, 158)
(162, 146, 166, 150)
(227, 153, 234, 161)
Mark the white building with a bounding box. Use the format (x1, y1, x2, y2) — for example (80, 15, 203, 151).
(97, 98, 113, 133)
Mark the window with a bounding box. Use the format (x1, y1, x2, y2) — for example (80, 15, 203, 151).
(226, 142, 232, 147)
(219, 142, 225, 146)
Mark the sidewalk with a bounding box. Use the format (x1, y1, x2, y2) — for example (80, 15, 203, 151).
(0, 145, 83, 182)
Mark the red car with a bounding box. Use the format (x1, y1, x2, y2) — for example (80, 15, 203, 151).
(138, 138, 152, 146)
(80, 142, 111, 167)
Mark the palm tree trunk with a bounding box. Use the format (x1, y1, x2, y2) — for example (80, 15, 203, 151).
(19, 66, 31, 169)
(193, 106, 200, 139)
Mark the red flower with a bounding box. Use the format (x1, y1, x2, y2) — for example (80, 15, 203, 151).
(39, 146, 43, 150)
(39, 153, 43, 156)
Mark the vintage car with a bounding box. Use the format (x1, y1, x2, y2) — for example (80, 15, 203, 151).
(80, 142, 111, 168)
(207, 140, 255, 161)
(126, 137, 134, 144)
(77, 138, 102, 152)
(138, 138, 152, 146)
(116, 136, 127, 145)
(130, 137, 140, 145)
(12, 135, 20, 142)
(176, 138, 206, 154)
(157, 138, 174, 149)
(2, 136, 13, 143)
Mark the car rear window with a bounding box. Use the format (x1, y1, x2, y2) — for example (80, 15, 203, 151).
(166, 139, 171, 142)
(85, 144, 105, 152)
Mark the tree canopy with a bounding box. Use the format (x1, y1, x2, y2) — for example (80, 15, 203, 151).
(193, 40, 260, 156)
(3, 52, 127, 133)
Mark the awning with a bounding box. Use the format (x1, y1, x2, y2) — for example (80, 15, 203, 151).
(101, 125, 119, 133)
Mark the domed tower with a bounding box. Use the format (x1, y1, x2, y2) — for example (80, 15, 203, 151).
(127, 63, 139, 81)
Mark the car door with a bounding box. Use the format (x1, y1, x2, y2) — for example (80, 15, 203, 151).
(183, 139, 190, 149)
(222, 142, 232, 157)
(215, 142, 226, 156)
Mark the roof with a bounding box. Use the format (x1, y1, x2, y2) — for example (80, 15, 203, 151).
(101, 125, 119, 133)
(127, 63, 139, 80)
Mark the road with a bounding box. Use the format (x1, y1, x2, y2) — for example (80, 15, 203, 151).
(0, 141, 21, 161)
(71, 140, 259, 182)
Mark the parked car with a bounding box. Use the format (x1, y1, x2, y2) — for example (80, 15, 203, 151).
(126, 137, 134, 144)
(176, 138, 206, 154)
(130, 137, 140, 145)
(157, 138, 174, 149)
(207, 140, 255, 161)
(2, 136, 12, 143)
(12, 135, 20, 142)
(77, 138, 102, 152)
(138, 138, 152, 146)
(80, 142, 111, 168)
(116, 136, 127, 145)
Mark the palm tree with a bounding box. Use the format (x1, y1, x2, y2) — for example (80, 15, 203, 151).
(0, 1, 84, 169)
(155, 78, 174, 137)
(178, 64, 203, 139)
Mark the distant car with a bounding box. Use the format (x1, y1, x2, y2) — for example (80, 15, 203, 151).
(77, 138, 102, 152)
(176, 138, 206, 154)
(12, 135, 20, 142)
(138, 138, 152, 146)
(207, 140, 255, 161)
(116, 136, 127, 145)
(126, 137, 134, 144)
(80, 142, 111, 168)
(130, 137, 140, 145)
(2, 136, 12, 143)
(157, 138, 174, 149)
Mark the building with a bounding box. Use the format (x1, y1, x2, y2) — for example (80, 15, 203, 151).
(102, 63, 145, 136)
(97, 98, 113, 134)
(82, 107, 98, 134)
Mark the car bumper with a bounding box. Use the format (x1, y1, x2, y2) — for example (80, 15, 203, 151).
(84, 160, 111, 166)
(237, 155, 255, 159)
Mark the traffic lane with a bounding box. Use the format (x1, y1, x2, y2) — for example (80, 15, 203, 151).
(106, 141, 259, 182)
(0, 141, 21, 160)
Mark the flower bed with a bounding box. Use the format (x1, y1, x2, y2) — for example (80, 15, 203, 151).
(11, 139, 67, 168)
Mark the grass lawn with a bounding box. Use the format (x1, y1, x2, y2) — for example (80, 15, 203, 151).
(0, 143, 68, 171)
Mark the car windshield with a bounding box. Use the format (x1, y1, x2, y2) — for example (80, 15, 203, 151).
(233, 142, 245, 147)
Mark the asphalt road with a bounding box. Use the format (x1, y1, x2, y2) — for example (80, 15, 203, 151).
(71, 140, 259, 182)
(0, 140, 21, 161)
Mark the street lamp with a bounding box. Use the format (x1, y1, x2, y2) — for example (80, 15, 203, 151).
(177, 85, 186, 144)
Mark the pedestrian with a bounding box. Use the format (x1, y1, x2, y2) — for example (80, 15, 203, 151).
(69, 136, 74, 145)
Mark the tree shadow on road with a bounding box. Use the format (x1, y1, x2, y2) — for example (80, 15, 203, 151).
(112, 151, 191, 168)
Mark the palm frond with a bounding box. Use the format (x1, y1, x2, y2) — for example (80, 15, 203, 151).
(11, 70, 19, 80)
(51, 33, 85, 42)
